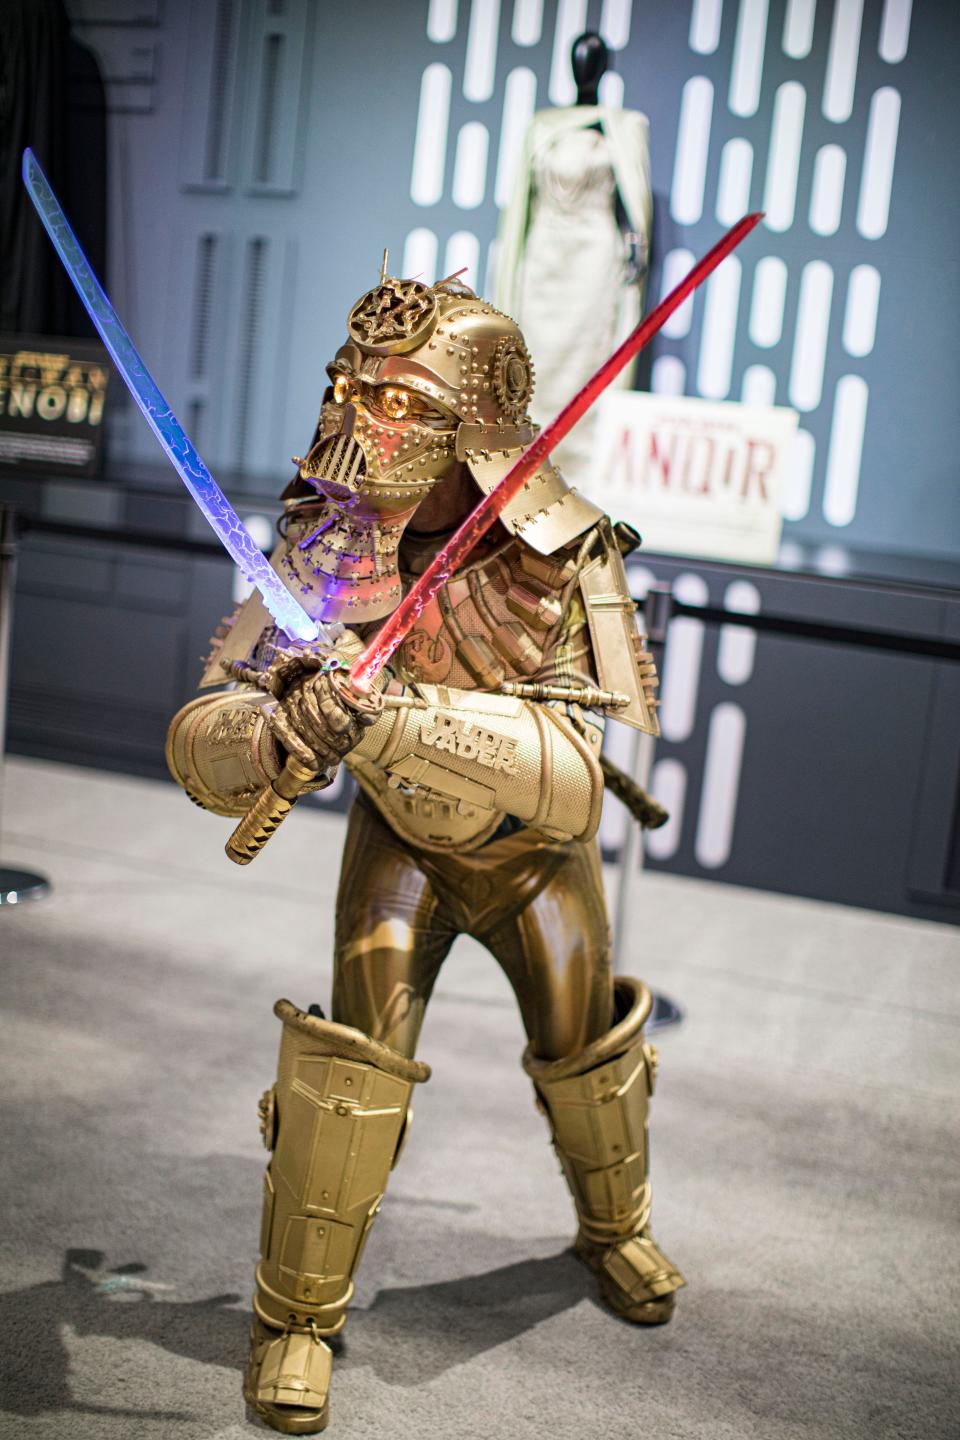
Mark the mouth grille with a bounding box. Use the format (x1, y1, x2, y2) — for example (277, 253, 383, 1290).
(303, 434, 366, 494)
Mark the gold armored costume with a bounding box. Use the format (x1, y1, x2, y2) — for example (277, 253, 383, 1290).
(166, 269, 684, 1433)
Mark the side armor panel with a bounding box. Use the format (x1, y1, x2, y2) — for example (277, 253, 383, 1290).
(578, 525, 660, 735)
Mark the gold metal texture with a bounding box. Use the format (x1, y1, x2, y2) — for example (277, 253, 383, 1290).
(523, 977, 685, 1323)
(165, 688, 282, 817)
(199, 589, 275, 689)
(347, 275, 438, 354)
(332, 798, 614, 1060)
(244, 1319, 332, 1434)
(456, 442, 605, 557)
(578, 520, 661, 735)
(275, 268, 607, 623)
(388, 529, 591, 691)
(248, 1000, 430, 1431)
(281, 394, 458, 622)
(161, 258, 682, 1429)
(347, 681, 603, 852)
(226, 756, 320, 865)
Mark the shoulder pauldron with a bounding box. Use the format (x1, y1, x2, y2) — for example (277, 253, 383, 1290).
(578, 521, 660, 735)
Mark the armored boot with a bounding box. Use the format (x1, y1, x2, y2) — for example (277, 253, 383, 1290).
(523, 978, 685, 1325)
(245, 1000, 430, 1433)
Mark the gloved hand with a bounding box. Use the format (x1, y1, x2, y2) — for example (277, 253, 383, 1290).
(270, 660, 379, 770)
(227, 644, 382, 773)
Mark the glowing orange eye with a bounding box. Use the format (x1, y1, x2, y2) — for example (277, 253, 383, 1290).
(381, 386, 411, 421)
(333, 374, 352, 405)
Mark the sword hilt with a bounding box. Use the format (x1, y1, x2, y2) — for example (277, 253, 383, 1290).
(225, 756, 322, 866)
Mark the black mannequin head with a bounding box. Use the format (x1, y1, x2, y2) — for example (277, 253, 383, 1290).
(571, 31, 609, 106)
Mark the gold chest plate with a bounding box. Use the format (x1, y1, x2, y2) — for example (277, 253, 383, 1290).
(390, 536, 579, 693)
(347, 536, 585, 852)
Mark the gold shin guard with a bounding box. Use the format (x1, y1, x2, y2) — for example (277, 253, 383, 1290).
(523, 977, 685, 1325)
(246, 1000, 430, 1433)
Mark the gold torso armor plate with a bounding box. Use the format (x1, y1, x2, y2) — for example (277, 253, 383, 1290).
(345, 525, 596, 853)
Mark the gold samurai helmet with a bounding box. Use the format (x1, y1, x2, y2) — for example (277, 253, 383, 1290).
(278, 261, 600, 624)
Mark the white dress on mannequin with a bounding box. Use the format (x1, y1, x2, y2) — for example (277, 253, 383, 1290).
(495, 106, 653, 486)
(496, 106, 652, 485)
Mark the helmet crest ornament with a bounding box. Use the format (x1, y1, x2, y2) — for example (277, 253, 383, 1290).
(347, 276, 438, 354)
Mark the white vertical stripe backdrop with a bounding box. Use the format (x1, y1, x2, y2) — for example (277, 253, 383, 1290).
(598, 719, 636, 853)
(763, 81, 806, 231)
(823, 0, 865, 123)
(741, 363, 776, 405)
(843, 264, 881, 357)
(464, 0, 500, 103)
(716, 138, 754, 225)
(857, 88, 901, 239)
(729, 0, 770, 118)
(452, 122, 489, 208)
(427, 0, 458, 44)
(599, 71, 625, 108)
(789, 260, 833, 411)
(823, 375, 869, 525)
(652, 356, 686, 395)
(549, 0, 589, 105)
(495, 67, 537, 206)
(660, 572, 709, 743)
(511, 0, 542, 47)
(660, 248, 696, 338)
(782, 0, 816, 59)
(645, 760, 688, 861)
(671, 76, 714, 224)
(879, 0, 913, 64)
(782, 428, 816, 521)
(717, 579, 761, 685)
(600, 0, 633, 51)
(695, 703, 747, 868)
(402, 226, 439, 282)
(809, 144, 847, 235)
(815, 544, 854, 574)
(689, 0, 723, 56)
(411, 64, 452, 205)
(443, 230, 481, 285)
(697, 255, 742, 399)
(749, 255, 787, 347)
(484, 238, 500, 299)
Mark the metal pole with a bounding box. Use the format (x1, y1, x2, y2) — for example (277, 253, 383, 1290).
(612, 582, 681, 1031)
(0, 504, 50, 906)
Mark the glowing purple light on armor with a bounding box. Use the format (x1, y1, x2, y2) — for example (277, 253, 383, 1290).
(21, 147, 321, 645)
(350, 213, 763, 692)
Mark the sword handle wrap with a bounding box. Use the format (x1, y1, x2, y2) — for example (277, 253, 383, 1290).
(226, 757, 320, 866)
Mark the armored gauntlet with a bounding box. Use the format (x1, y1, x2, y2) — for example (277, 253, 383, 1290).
(165, 689, 283, 817)
(348, 682, 604, 846)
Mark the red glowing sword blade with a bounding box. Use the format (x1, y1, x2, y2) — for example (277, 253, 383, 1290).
(350, 212, 763, 692)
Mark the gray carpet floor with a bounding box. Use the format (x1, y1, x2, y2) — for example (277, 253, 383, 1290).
(1, 757, 958, 1440)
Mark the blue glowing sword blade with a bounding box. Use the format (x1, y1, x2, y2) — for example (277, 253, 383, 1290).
(21, 147, 321, 644)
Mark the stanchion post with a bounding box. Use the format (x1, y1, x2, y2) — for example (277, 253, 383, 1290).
(0, 503, 50, 906)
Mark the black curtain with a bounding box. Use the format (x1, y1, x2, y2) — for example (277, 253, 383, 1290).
(0, 0, 107, 338)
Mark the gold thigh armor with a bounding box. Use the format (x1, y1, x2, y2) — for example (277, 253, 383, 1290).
(332, 798, 613, 1059)
(523, 977, 685, 1323)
